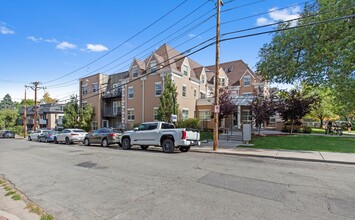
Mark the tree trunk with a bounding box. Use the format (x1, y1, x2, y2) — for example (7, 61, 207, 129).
(319, 117, 324, 128)
(290, 120, 294, 134)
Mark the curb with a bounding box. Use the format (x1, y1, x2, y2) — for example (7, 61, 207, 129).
(0, 210, 21, 220)
(190, 149, 355, 165)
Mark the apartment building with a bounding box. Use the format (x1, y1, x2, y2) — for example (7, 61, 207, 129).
(18, 103, 65, 130)
(79, 44, 267, 131)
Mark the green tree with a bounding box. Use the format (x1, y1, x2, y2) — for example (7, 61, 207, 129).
(62, 95, 94, 131)
(304, 85, 336, 128)
(257, 0, 355, 112)
(20, 99, 35, 106)
(0, 94, 15, 110)
(0, 109, 18, 129)
(157, 74, 179, 122)
(40, 92, 58, 104)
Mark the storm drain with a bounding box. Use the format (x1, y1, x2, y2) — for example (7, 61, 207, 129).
(76, 161, 97, 168)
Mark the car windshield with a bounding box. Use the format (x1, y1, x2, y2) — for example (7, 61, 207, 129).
(113, 129, 123, 133)
(73, 129, 86, 133)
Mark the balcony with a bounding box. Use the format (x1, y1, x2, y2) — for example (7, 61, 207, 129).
(102, 88, 122, 99)
(39, 119, 47, 125)
(103, 107, 122, 117)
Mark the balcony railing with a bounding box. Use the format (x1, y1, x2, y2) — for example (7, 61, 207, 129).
(102, 88, 122, 99)
(103, 107, 122, 117)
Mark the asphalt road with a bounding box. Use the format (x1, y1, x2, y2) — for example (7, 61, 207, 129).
(1, 139, 355, 220)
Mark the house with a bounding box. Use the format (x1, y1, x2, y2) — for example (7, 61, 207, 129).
(18, 103, 65, 130)
(79, 44, 267, 130)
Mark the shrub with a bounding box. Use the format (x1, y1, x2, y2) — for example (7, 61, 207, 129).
(302, 126, 312, 133)
(176, 118, 200, 129)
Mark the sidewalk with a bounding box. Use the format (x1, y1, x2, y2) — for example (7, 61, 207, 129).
(191, 140, 355, 165)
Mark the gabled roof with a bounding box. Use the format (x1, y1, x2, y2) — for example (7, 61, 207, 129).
(205, 60, 262, 86)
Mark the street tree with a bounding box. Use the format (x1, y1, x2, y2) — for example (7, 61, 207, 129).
(257, 0, 355, 112)
(20, 99, 36, 106)
(0, 109, 18, 129)
(278, 89, 319, 133)
(157, 74, 179, 122)
(40, 92, 58, 104)
(0, 94, 15, 110)
(62, 95, 94, 131)
(251, 97, 277, 134)
(211, 88, 235, 124)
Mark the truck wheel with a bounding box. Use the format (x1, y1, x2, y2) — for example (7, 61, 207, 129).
(101, 138, 109, 147)
(179, 146, 190, 152)
(84, 138, 90, 146)
(140, 145, 149, 150)
(122, 138, 131, 150)
(65, 137, 71, 145)
(162, 139, 175, 153)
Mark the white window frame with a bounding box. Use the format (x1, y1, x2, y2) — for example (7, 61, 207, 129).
(150, 60, 157, 73)
(132, 65, 138, 78)
(92, 83, 98, 93)
(128, 86, 134, 99)
(183, 64, 188, 76)
(113, 102, 118, 115)
(82, 101, 87, 108)
(182, 109, 189, 121)
(82, 84, 88, 94)
(242, 110, 252, 122)
(194, 88, 197, 98)
(92, 121, 98, 131)
(155, 82, 162, 96)
(199, 110, 211, 121)
(127, 108, 135, 121)
(102, 120, 109, 128)
(182, 85, 186, 98)
(244, 76, 251, 86)
(153, 107, 159, 121)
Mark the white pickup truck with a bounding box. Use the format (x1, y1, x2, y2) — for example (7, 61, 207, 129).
(121, 122, 200, 153)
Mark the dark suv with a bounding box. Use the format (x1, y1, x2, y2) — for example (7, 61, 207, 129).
(83, 128, 123, 147)
(1, 130, 15, 138)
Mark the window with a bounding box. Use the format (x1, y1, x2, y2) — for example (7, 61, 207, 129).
(147, 123, 158, 130)
(128, 86, 134, 99)
(183, 64, 188, 76)
(194, 88, 197, 98)
(242, 110, 252, 122)
(199, 111, 211, 121)
(200, 92, 206, 99)
(92, 121, 98, 131)
(82, 84, 88, 94)
(182, 85, 186, 97)
(155, 82, 162, 96)
(162, 123, 175, 129)
(102, 120, 109, 128)
(153, 107, 159, 121)
(82, 101, 87, 108)
(127, 109, 135, 121)
(113, 102, 118, 115)
(132, 66, 138, 78)
(219, 78, 226, 86)
(150, 61, 157, 73)
(201, 75, 205, 83)
(182, 109, 189, 120)
(244, 76, 251, 86)
(92, 83, 98, 93)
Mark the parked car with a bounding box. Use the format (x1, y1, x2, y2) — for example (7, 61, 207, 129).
(83, 128, 123, 147)
(54, 129, 88, 144)
(1, 130, 15, 138)
(39, 130, 59, 142)
(121, 122, 200, 153)
(28, 129, 51, 141)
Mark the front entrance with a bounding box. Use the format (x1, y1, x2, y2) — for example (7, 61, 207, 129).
(233, 111, 238, 127)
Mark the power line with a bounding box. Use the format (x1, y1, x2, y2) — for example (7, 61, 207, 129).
(42, 0, 189, 85)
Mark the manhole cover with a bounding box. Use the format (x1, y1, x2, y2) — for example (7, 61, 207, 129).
(76, 161, 97, 168)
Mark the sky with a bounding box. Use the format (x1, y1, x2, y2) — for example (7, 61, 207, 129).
(0, 0, 304, 103)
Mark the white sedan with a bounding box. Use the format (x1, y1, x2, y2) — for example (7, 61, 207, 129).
(54, 129, 88, 144)
(28, 129, 51, 141)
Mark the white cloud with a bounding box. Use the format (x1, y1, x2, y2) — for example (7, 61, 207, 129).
(256, 6, 301, 26)
(27, 36, 42, 42)
(0, 22, 15, 35)
(27, 36, 59, 43)
(85, 44, 108, 52)
(57, 41, 77, 50)
(188, 33, 202, 39)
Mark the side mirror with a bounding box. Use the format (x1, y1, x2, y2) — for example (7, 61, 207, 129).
(134, 127, 138, 131)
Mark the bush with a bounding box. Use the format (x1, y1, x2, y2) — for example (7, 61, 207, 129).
(176, 118, 200, 129)
(10, 125, 23, 136)
(302, 126, 312, 133)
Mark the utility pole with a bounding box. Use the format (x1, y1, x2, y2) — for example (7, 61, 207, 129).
(26, 82, 46, 131)
(213, 0, 223, 151)
(23, 89, 27, 138)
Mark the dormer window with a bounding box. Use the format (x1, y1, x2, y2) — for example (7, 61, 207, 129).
(244, 76, 251, 86)
(219, 78, 226, 86)
(132, 65, 138, 78)
(150, 61, 157, 73)
(183, 64, 188, 76)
